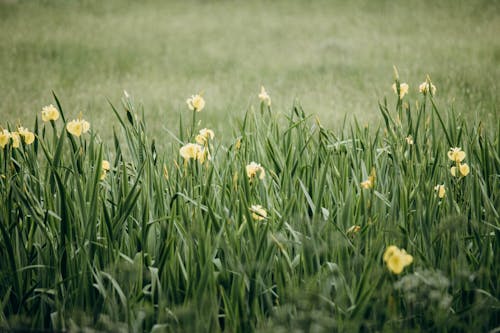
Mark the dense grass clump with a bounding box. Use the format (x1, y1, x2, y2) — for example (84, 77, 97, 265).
(0, 80, 499, 332)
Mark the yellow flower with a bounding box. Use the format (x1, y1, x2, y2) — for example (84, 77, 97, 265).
(179, 143, 201, 160)
(186, 94, 205, 112)
(66, 118, 90, 137)
(0, 129, 10, 148)
(347, 225, 361, 235)
(459, 163, 470, 177)
(392, 82, 409, 99)
(419, 81, 436, 95)
(383, 245, 399, 262)
(383, 245, 413, 274)
(451, 163, 470, 177)
(102, 160, 111, 171)
(258, 86, 271, 106)
(434, 184, 446, 198)
(196, 146, 211, 164)
(360, 168, 376, 189)
(18, 127, 35, 145)
(11, 132, 20, 148)
(447, 147, 466, 163)
(405, 135, 414, 145)
(100, 160, 111, 180)
(41, 104, 60, 122)
(250, 204, 267, 221)
(246, 162, 265, 180)
(195, 128, 215, 145)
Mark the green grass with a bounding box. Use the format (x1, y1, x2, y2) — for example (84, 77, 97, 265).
(0, 82, 499, 331)
(1, 0, 499, 139)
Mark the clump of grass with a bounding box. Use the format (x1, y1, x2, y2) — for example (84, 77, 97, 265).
(0, 78, 499, 332)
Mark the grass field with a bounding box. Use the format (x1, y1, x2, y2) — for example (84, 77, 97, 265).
(1, 0, 500, 332)
(1, 0, 499, 137)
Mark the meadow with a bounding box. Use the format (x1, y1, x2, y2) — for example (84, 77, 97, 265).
(1, 0, 499, 137)
(1, 0, 500, 332)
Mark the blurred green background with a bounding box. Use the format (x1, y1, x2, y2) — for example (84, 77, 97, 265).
(1, 0, 499, 139)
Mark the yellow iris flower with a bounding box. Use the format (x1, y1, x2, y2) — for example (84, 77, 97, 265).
(18, 127, 35, 145)
(0, 129, 10, 148)
(246, 162, 265, 180)
(186, 94, 205, 112)
(195, 128, 215, 145)
(434, 184, 446, 198)
(250, 204, 267, 221)
(41, 104, 60, 122)
(383, 245, 413, 274)
(258, 86, 271, 106)
(67, 118, 90, 137)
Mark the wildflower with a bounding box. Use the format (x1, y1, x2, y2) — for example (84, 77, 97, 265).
(66, 118, 90, 137)
(11, 132, 20, 148)
(419, 81, 436, 96)
(258, 86, 271, 106)
(41, 104, 60, 122)
(246, 162, 265, 180)
(347, 225, 361, 235)
(100, 160, 111, 180)
(405, 135, 414, 145)
(179, 143, 202, 161)
(18, 127, 35, 145)
(447, 147, 466, 163)
(392, 83, 409, 99)
(196, 146, 211, 164)
(459, 163, 470, 176)
(186, 94, 205, 112)
(434, 184, 446, 198)
(360, 168, 376, 189)
(250, 204, 267, 221)
(0, 129, 10, 148)
(383, 245, 413, 274)
(195, 128, 215, 145)
(451, 163, 470, 177)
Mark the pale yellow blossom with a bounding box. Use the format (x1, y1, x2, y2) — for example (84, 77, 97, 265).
(41, 104, 60, 122)
(451, 163, 470, 177)
(459, 163, 470, 177)
(196, 146, 211, 164)
(100, 160, 111, 180)
(186, 94, 205, 112)
(102, 160, 111, 171)
(11, 132, 20, 148)
(179, 143, 202, 160)
(258, 86, 271, 106)
(419, 81, 436, 95)
(18, 127, 35, 145)
(195, 128, 215, 145)
(347, 225, 361, 235)
(360, 168, 376, 189)
(250, 204, 267, 221)
(447, 147, 466, 163)
(405, 135, 414, 145)
(434, 184, 446, 198)
(66, 118, 90, 137)
(0, 129, 10, 148)
(383, 245, 413, 274)
(392, 82, 409, 99)
(246, 162, 265, 180)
